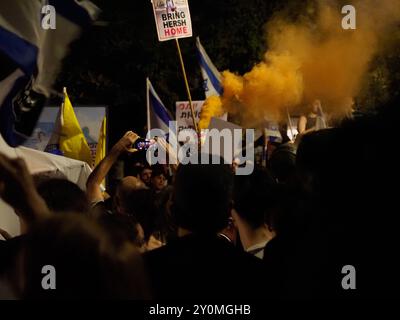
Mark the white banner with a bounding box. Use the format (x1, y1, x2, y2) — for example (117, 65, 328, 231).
(151, 0, 193, 42)
(176, 100, 203, 140)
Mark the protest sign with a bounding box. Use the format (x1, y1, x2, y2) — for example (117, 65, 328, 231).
(151, 0, 193, 41)
(204, 117, 244, 163)
(175, 100, 203, 140)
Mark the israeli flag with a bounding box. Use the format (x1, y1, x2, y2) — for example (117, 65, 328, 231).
(265, 121, 282, 143)
(0, 0, 99, 147)
(146, 78, 174, 135)
(196, 37, 223, 98)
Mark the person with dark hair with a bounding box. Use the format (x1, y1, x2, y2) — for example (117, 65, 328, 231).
(124, 160, 145, 179)
(150, 165, 167, 193)
(268, 143, 297, 184)
(144, 154, 264, 299)
(232, 167, 276, 259)
(35, 177, 89, 215)
(99, 213, 144, 249)
(172, 156, 234, 234)
(19, 214, 150, 299)
(298, 99, 323, 134)
(139, 165, 152, 188)
(148, 164, 176, 242)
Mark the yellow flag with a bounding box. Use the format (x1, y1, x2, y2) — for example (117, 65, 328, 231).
(95, 116, 107, 188)
(59, 88, 92, 166)
(95, 116, 106, 167)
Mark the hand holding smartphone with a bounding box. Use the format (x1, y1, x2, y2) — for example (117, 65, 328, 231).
(132, 138, 156, 151)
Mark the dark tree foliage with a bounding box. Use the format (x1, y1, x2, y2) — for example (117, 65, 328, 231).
(357, 29, 400, 115)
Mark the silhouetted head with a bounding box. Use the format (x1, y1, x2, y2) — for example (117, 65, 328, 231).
(35, 177, 89, 215)
(114, 176, 147, 215)
(172, 154, 234, 234)
(269, 143, 297, 184)
(20, 214, 150, 299)
(233, 166, 276, 230)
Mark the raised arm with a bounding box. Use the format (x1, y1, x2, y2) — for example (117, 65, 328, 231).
(298, 115, 307, 134)
(86, 131, 139, 204)
(0, 153, 50, 231)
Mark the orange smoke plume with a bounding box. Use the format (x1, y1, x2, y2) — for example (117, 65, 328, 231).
(211, 0, 400, 126)
(198, 95, 225, 130)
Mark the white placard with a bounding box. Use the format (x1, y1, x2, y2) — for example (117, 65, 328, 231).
(151, 0, 193, 42)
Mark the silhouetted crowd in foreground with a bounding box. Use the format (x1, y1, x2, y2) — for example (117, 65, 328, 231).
(1, 96, 400, 299)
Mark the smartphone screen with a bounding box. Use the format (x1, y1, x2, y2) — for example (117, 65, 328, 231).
(133, 138, 155, 151)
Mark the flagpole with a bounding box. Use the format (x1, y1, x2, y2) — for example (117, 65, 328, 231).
(286, 107, 295, 141)
(175, 38, 199, 135)
(146, 78, 151, 133)
(61, 87, 67, 127)
(318, 104, 327, 128)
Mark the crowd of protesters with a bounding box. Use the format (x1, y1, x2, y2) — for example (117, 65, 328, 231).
(0, 95, 400, 299)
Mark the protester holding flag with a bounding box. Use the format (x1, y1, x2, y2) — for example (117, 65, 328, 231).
(298, 99, 328, 134)
(1, 0, 400, 302)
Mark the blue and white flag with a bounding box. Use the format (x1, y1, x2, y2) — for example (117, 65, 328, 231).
(265, 121, 282, 143)
(0, 0, 99, 147)
(196, 37, 223, 98)
(146, 78, 178, 165)
(146, 78, 174, 135)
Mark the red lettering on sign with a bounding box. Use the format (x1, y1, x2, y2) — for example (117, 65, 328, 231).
(164, 27, 189, 38)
